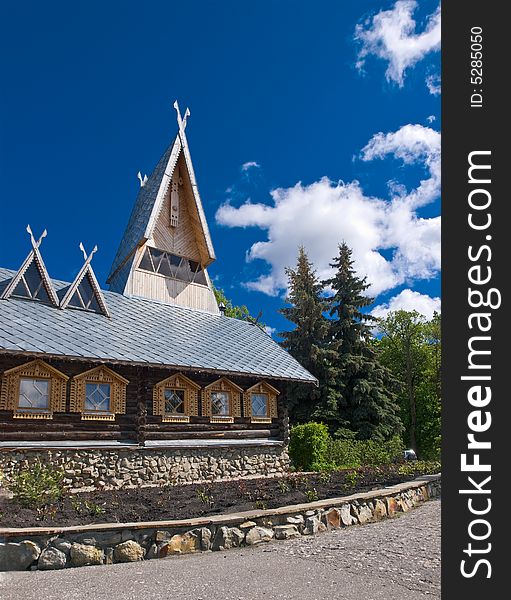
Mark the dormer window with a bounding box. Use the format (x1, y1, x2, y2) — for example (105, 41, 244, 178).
(66, 273, 102, 312)
(1, 226, 59, 306)
(12, 262, 51, 302)
(138, 247, 207, 286)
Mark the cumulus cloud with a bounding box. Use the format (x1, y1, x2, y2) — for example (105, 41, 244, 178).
(371, 288, 441, 320)
(355, 0, 441, 90)
(241, 161, 261, 172)
(427, 115, 436, 123)
(216, 123, 440, 298)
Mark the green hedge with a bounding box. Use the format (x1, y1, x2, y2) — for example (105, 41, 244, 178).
(327, 436, 404, 469)
(289, 422, 406, 471)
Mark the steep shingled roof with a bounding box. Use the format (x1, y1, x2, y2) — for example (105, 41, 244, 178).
(0, 268, 317, 384)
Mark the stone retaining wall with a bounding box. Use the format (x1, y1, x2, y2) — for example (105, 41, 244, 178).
(0, 474, 441, 571)
(0, 445, 289, 490)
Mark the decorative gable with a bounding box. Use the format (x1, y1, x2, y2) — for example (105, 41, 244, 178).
(1, 226, 58, 306)
(107, 102, 219, 314)
(60, 243, 110, 317)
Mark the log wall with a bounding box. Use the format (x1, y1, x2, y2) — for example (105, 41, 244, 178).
(0, 354, 289, 445)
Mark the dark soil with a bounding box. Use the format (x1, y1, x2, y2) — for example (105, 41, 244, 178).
(0, 464, 439, 528)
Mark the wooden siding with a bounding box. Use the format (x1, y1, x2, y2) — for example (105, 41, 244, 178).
(128, 268, 219, 313)
(149, 165, 203, 261)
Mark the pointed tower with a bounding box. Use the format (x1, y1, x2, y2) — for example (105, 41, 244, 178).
(107, 103, 219, 314)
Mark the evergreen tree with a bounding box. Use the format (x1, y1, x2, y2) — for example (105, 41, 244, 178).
(323, 243, 402, 441)
(279, 247, 339, 428)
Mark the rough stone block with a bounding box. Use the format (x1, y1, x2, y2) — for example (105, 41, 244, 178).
(245, 526, 274, 545)
(69, 543, 103, 567)
(113, 540, 144, 562)
(274, 525, 300, 540)
(0, 541, 41, 571)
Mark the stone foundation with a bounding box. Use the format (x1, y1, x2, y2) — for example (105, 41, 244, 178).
(0, 444, 289, 490)
(0, 475, 441, 571)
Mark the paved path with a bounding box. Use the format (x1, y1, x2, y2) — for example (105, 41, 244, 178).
(1, 499, 441, 600)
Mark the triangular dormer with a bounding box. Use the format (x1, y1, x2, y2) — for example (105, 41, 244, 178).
(0, 226, 59, 306)
(60, 244, 110, 317)
(107, 102, 219, 314)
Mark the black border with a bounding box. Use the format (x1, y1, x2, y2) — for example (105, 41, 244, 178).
(442, 2, 507, 595)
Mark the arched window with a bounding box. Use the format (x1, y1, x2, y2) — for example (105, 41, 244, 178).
(153, 373, 200, 422)
(0, 360, 68, 419)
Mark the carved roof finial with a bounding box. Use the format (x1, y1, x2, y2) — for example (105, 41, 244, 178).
(173, 100, 190, 133)
(137, 171, 148, 187)
(26, 224, 47, 249)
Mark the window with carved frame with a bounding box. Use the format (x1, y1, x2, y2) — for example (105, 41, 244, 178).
(70, 366, 128, 421)
(0, 360, 68, 419)
(243, 381, 279, 423)
(203, 377, 242, 423)
(153, 373, 200, 423)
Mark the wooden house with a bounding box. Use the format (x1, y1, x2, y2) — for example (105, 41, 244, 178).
(0, 104, 315, 488)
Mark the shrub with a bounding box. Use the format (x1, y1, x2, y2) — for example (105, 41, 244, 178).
(326, 435, 405, 469)
(289, 422, 330, 471)
(9, 460, 64, 508)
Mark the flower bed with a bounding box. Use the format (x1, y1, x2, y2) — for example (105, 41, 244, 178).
(0, 461, 439, 528)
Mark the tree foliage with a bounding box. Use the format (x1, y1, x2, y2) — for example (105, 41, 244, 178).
(213, 286, 266, 331)
(279, 247, 339, 427)
(322, 243, 402, 441)
(376, 310, 441, 459)
(280, 244, 402, 442)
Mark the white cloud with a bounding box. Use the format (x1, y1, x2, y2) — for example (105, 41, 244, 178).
(241, 161, 260, 172)
(264, 325, 277, 337)
(355, 0, 441, 90)
(426, 72, 441, 95)
(427, 115, 436, 123)
(371, 288, 441, 320)
(216, 123, 441, 298)
(360, 123, 440, 209)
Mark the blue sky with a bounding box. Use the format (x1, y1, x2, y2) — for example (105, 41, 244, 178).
(0, 0, 440, 335)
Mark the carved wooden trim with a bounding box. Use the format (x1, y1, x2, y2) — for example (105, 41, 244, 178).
(152, 372, 199, 422)
(0, 359, 68, 418)
(243, 381, 280, 423)
(70, 365, 128, 421)
(203, 377, 242, 420)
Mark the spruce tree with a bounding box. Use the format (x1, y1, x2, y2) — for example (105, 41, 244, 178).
(323, 242, 402, 441)
(279, 247, 339, 428)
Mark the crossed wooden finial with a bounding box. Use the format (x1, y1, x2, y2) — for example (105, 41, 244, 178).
(79, 242, 98, 264)
(26, 225, 47, 249)
(173, 100, 190, 134)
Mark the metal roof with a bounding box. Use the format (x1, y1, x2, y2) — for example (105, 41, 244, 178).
(0, 268, 317, 384)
